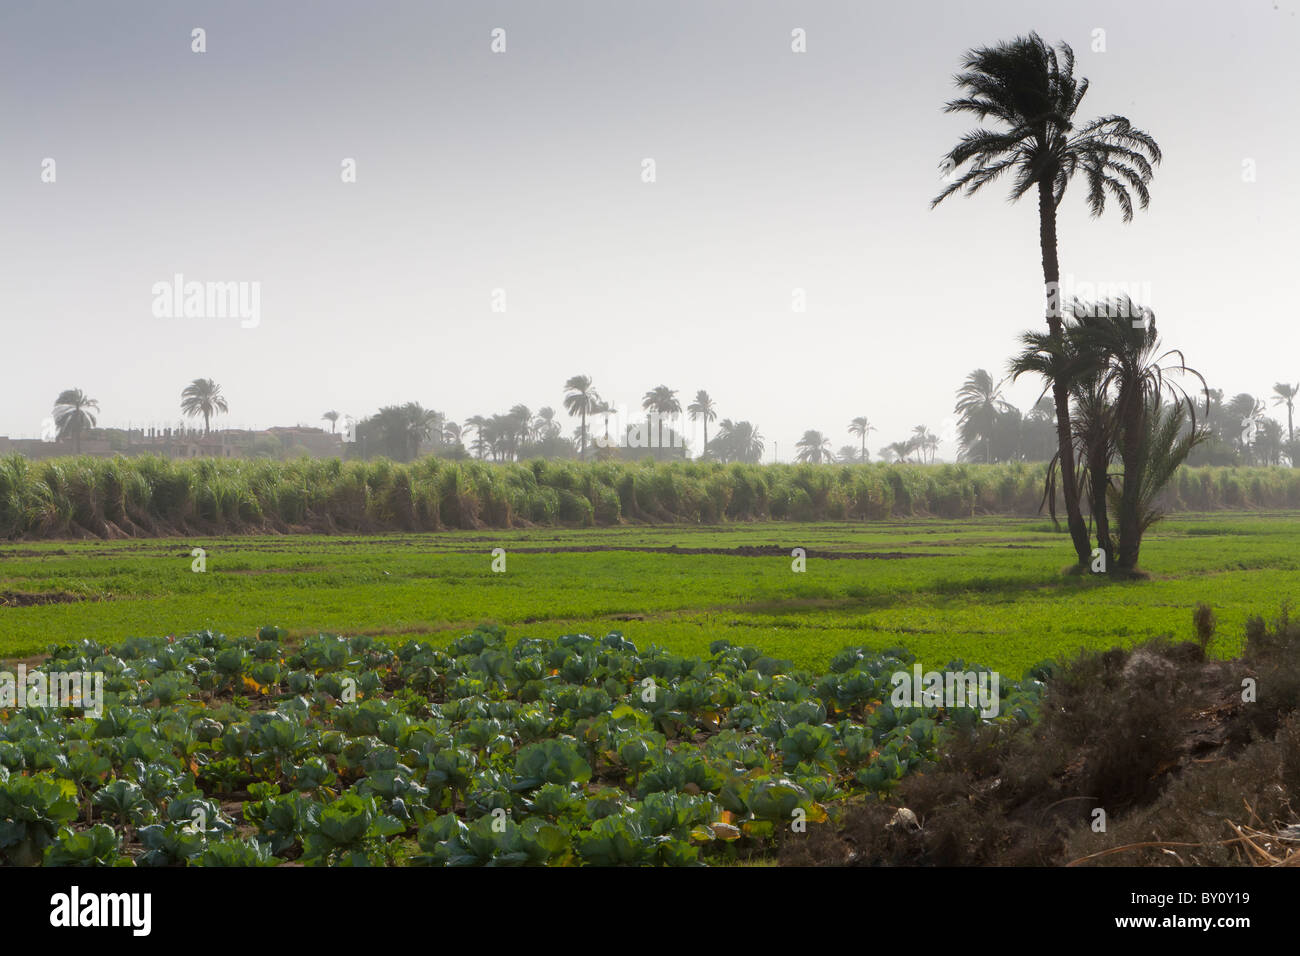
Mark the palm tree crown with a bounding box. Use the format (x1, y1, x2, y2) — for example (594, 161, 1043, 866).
(563, 375, 600, 457)
(932, 33, 1161, 226)
(795, 430, 833, 464)
(52, 388, 99, 453)
(180, 379, 229, 435)
(687, 390, 717, 459)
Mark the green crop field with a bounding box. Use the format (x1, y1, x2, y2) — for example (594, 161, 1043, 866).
(4, 512, 1297, 676)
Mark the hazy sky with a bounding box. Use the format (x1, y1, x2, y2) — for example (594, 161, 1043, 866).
(3, 0, 1297, 459)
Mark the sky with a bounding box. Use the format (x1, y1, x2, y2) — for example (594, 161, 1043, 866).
(2, 0, 1298, 460)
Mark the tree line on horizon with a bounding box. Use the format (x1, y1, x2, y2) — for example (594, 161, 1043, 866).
(44, 367, 1297, 474)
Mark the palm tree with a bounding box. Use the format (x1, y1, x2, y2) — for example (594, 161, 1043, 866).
(180, 379, 229, 436)
(464, 415, 489, 459)
(1227, 393, 1265, 462)
(912, 425, 938, 463)
(322, 410, 340, 434)
(795, 430, 833, 464)
(933, 32, 1161, 566)
(642, 385, 681, 450)
(533, 407, 560, 439)
(883, 441, 913, 464)
(848, 417, 874, 462)
(52, 389, 99, 454)
(1272, 383, 1298, 443)
(955, 370, 1012, 464)
(507, 404, 532, 459)
(404, 404, 443, 460)
(687, 390, 717, 460)
(711, 420, 764, 463)
(563, 375, 600, 457)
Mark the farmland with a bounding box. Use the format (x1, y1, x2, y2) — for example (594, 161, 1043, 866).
(3, 513, 1299, 867)
(3, 513, 1297, 673)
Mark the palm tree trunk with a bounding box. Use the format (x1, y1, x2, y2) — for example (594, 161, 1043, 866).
(1039, 178, 1092, 566)
(1114, 380, 1146, 571)
(579, 410, 587, 456)
(1088, 452, 1114, 570)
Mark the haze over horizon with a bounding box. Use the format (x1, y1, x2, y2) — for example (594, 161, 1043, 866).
(3, 0, 1297, 460)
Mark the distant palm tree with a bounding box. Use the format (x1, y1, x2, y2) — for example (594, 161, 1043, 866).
(848, 416, 874, 462)
(1227, 393, 1265, 462)
(883, 441, 913, 464)
(711, 419, 764, 463)
(464, 415, 489, 459)
(563, 375, 600, 457)
(912, 425, 938, 463)
(933, 32, 1161, 566)
(533, 407, 560, 439)
(687, 390, 717, 460)
(507, 404, 532, 458)
(837, 445, 859, 464)
(52, 389, 99, 454)
(642, 385, 681, 450)
(795, 430, 833, 464)
(955, 370, 1011, 464)
(1272, 382, 1298, 442)
(180, 379, 229, 436)
(322, 410, 340, 434)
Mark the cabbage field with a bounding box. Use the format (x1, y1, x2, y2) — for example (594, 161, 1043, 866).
(0, 623, 1040, 867)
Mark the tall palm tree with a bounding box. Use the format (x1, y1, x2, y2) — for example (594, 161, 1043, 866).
(933, 32, 1161, 565)
(687, 390, 717, 460)
(563, 375, 600, 457)
(322, 410, 340, 434)
(1271, 382, 1298, 443)
(795, 430, 833, 464)
(642, 385, 681, 450)
(180, 378, 229, 436)
(52, 389, 99, 454)
(955, 370, 1012, 464)
(848, 417, 874, 462)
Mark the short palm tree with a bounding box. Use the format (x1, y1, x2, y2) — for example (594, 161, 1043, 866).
(795, 430, 833, 464)
(180, 379, 229, 435)
(687, 390, 717, 460)
(1068, 298, 1205, 571)
(563, 375, 600, 457)
(884, 441, 913, 464)
(848, 416, 874, 462)
(933, 32, 1161, 565)
(52, 389, 99, 454)
(322, 410, 340, 434)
